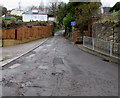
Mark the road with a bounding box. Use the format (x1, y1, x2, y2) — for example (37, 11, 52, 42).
(2, 30, 118, 96)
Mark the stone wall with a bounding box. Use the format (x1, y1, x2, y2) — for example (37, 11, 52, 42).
(92, 21, 120, 43)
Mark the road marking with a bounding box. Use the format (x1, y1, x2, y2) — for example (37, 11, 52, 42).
(42, 49, 47, 51)
(46, 45, 51, 47)
(38, 65, 48, 70)
(26, 54, 35, 59)
(9, 63, 21, 69)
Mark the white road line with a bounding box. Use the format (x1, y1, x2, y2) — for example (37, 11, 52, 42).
(9, 63, 21, 69)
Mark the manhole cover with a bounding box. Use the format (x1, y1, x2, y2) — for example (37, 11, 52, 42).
(53, 57, 64, 65)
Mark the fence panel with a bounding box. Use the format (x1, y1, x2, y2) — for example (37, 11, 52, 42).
(83, 36, 120, 59)
(112, 42, 120, 57)
(94, 38, 110, 55)
(83, 36, 93, 49)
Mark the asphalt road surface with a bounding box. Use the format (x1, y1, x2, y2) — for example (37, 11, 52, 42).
(2, 30, 118, 96)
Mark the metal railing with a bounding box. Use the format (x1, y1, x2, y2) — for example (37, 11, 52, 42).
(83, 36, 120, 59)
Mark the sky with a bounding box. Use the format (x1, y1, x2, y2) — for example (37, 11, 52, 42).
(0, 0, 120, 10)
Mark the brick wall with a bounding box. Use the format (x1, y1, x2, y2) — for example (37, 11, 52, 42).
(73, 30, 79, 42)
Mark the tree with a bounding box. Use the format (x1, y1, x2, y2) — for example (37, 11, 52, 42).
(110, 2, 120, 12)
(47, 1, 59, 16)
(75, 2, 101, 37)
(25, 5, 44, 11)
(56, 2, 78, 25)
(53, 2, 102, 38)
(63, 13, 75, 36)
(0, 6, 7, 16)
(56, 2, 67, 25)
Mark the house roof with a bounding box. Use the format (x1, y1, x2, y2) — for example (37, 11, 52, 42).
(23, 10, 47, 15)
(103, 7, 112, 17)
(103, 7, 111, 11)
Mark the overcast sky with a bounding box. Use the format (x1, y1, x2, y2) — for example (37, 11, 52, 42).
(0, 0, 120, 10)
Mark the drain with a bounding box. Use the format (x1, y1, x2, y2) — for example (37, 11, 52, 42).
(103, 59, 110, 62)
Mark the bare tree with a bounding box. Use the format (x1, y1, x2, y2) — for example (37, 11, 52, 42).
(0, 6, 7, 16)
(47, 0, 61, 16)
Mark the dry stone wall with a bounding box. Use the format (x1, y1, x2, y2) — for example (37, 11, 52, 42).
(92, 21, 120, 43)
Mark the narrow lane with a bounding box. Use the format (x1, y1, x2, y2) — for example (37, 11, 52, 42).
(2, 30, 118, 96)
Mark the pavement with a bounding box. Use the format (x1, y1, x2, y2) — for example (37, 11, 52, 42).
(76, 44, 119, 64)
(0, 38, 48, 66)
(1, 30, 118, 96)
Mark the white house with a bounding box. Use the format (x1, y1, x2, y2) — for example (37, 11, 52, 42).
(11, 9, 23, 16)
(22, 10, 48, 22)
(48, 15, 56, 22)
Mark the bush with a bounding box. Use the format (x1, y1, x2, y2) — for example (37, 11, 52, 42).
(10, 15, 22, 20)
(26, 21, 49, 26)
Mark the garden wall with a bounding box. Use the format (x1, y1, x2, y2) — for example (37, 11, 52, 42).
(92, 21, 120, 43)
(0, 26, 53, 46)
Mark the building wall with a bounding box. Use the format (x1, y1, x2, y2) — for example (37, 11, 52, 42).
(48, 17, 55, 21)
(22, 14, 48, 22)
(102, 7, 111, 17)
(11, 10, 23, 16)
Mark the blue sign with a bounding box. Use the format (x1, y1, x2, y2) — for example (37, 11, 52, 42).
(71, 21, 76, 26)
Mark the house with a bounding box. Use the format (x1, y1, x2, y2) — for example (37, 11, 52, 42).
(11, 9, 23, 16)
(102, 7, 112, 17)
(22, 10, 56, 22)
(6, 10, 11, 16)
(48, 15, 56, 22)
(22, 10, 48, 22)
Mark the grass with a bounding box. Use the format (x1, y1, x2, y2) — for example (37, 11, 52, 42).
(2, 36, 51, 47)
(2, 56, 10, 61)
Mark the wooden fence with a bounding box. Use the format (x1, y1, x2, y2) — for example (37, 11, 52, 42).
(0, 26, 53, 40)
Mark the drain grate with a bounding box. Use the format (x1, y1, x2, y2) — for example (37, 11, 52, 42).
(103, 59, 110, 62)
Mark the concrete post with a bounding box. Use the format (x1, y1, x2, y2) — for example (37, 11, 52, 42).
(110, 42, 113, 56)
(92, 38, 95, 50)
(83, 36, 85, 46)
